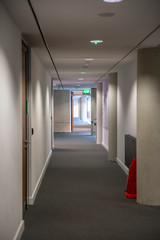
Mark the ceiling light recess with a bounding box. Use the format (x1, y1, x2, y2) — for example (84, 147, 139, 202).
(103, 0, 123, 3)
(85, 58, 94, 61)
(90, 40, 103, 45)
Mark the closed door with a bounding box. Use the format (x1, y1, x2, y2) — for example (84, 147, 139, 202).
(22, 44, 29, 215)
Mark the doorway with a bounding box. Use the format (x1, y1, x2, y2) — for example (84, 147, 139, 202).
(22, 42, 30, 216)
(71, 91, 91, 133)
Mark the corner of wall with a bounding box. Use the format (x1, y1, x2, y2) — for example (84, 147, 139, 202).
(13, 220, 24, 240)
(102, 142, 108, 151)
(29, 150, 52, 205)
(116, 157, 129, 175)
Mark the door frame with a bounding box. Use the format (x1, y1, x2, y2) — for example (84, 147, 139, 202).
(71, 91, 74, 131)
(22, 41, 31, 216)
(51, 78, 54, 149)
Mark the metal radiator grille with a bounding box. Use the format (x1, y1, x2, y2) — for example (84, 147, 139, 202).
(125, 135, 136, 168)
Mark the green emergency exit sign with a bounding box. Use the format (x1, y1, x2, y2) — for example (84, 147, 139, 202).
(83, 89, 90, 94)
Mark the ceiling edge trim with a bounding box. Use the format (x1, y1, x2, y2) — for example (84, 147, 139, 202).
(27, 0, 64, 89)
(95, 24, 160, 83)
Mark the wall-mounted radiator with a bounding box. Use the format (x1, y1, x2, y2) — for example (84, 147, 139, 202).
(125, 135, 136, 168)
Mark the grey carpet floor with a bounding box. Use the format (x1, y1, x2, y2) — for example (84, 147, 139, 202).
(21, 133, 160, 240)
(73, 117, 90, 126)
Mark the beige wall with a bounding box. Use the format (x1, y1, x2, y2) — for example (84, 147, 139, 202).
(30, 50, 52, 204)
(0, 3, 52, 239)
(137, 48, 160, 205)
(54, 90, 71, 132)
(102, 58, 137, 170)
(91, 88, 96, 135)
(96, 83, 102, 144)
(108, 73, 117, 162)
(102, 80, 108, 149)
(117, 60, 137, 165)
(0, 3, 23, 240)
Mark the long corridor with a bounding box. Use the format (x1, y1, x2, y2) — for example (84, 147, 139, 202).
(21, 133, 160, 240)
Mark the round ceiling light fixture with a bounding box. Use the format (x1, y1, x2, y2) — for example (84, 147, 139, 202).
(103, 0, 123, 2)
(90, 40, 103, 45)
(85, 58, 94, 61)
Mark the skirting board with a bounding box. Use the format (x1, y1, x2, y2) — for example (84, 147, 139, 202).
(102, 142, 108, 151)
(13, 220, 24, 240)
(116, 157, 129, 175)
(29, 150, 52, 205)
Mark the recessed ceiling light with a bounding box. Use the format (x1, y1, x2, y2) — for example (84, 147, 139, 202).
(85, 58, 94, 61)
(78, 78, 84, 81)
(90, 40, 103, 45)
(103, 0, 123, 2)
(81, 72, 86, 74)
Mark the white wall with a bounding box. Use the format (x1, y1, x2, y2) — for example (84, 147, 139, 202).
(117, 60, 137, 165)
(102, 59, 137, 167)
(0, 3, 24, 240)
(81, 95, 88, 122)
(73, 97, 79, 117)
(91, 88, 96, 135)
(0, 3, 52, 239)
(96, 83, 102, 144)
(54, 90, 71, 132)
(102, 79, 108, 150)
(30, 50, 52, 203)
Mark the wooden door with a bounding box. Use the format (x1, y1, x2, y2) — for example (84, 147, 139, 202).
(22, 46, 29, 215)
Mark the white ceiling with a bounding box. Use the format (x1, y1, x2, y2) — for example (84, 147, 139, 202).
(1, 0, 160, 88)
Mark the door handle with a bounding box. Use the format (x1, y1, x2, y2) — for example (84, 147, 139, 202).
(24, 140, 30, 149)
